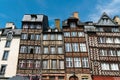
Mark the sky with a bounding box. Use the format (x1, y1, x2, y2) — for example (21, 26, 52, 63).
(0, 0, 120, 29)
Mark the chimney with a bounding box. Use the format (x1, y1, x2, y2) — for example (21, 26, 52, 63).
(55, 19, 61, 31)
(73, 12, 79, 19)
(113, 16, 120, 25)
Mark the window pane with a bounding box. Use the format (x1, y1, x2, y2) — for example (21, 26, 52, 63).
(5, 40, 11, 47)
(35, 46, 41, 54)
(27, 60, 33, 68)
(34, 60, 41, 69)
(78, 32, 84, 37)
(74, 58, 81, 67)
(57, 34, 62, 40)
(58, 47, 63, 54)
(19, 60, 26, 68)
(43, 34, 48, 40)
(82, 58, 89, 68)
(51, 47, 56, 54)
(35, 34, 40, 40)
(80, 43, 87, 52)
(108, 50, 116, 56)
(71, 32, 77, 37)
(59, 60, 64, 69)
(43, 60, 48, 69)
(30, 34, 35, 40)
(44, 47, 49, 54)
(117, 50, 120, 56)
(0, 65, 7, 75)
(20, 46, 27, 53)
(66, 58, 73, 67)
(64, 32, 70, 37)
(101, 63, 109, 70)
(21, 33, 28, 40)
(65, 43, 72, 52)
(111, 64, 119, 70)
(72, 43, 79, 52)
(51, 60, 57, 69)
(51, 34, 55, 40)
(28, 46, 34, 54)
(100, 49, 107, 56)
(2, 51, 9, 60)
(70, 22, 76, 28)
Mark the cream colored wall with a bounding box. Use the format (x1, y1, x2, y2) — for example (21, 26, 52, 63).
(0, 37, 20, 78)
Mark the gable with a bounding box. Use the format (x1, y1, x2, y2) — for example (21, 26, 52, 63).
(97, 12, 116, 25)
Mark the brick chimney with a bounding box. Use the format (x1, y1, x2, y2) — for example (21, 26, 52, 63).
(55, 19, 61, 31)
(73, 12, 79, 19)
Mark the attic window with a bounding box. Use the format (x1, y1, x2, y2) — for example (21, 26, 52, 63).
(7, 31, 13, 40)
(31, 15, 37, 21)
(70, 22, 76, 28)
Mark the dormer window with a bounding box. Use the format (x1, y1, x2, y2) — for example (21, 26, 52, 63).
(55, 29, 58, 32)
(70, 22, 76, 28)
(7, 31, 13, 40)
(31, 15, 37, 21)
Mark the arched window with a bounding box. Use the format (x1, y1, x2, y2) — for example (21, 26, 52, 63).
(69, 75, 78, 80)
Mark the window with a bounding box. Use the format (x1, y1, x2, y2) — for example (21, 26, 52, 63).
(57, 34, 62, 40)
(72, 43, 79, 52)
(35, 60, 41, 69)
(0, 65, 7, 75)
(21, 33, 28, 40)
(70, 22, 76, 28)
(114, 38, 120, 43)
(78, 32, 84, 37)
(30, 24, 35, 29)
(19, 60, 26, 68)
(20, 46, 27, 53)
(112, 28, 119, 32)
(7, 32, 13, 40)
(59, 60, 64, 69)
(101, 63, 109, 70)
(27, 60, 33, 68)
(74, 58, 81, 67)
(30, 34, 35, 40)
(51, 60, 57, 69)
(36, 24, 41, 29)
(23, 24, 28, 29)
(43, 60, 48, 69)
(58, 76, 64, 80)
(35, 34, 40, 40)
(82, 78, 88, 80)
(44, 47, 49, 54)
(64, 32, 70, 37)
(111, 64, 119, 70)
(28, 46, 34, 54)
(106, 38, 113, 43)
(43, 34, 48, 40)
(35, 46, 41, 54)
(58, 47, 63, 54)
(98, 37, 105, 43)
(5, 40, 11, 47)
(117, 50, 120, 56)
(66, 58, 73, 67)
(82, 58, 89, 68)
(2, 51, 9, 60)
(51, 47, 56, 54)
(100, 49, 107, 56)
(65, 43, 72, 52)
(109, 50, 116, 56)
(80, 43, 87, 52)
(71, 32, 77, 37)
(51, 34, 55, 40)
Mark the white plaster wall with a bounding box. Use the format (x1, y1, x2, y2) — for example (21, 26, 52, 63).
(0, 37, 20, 78)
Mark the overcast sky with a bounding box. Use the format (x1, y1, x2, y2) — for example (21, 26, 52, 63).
(0, 0, 120, 28)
